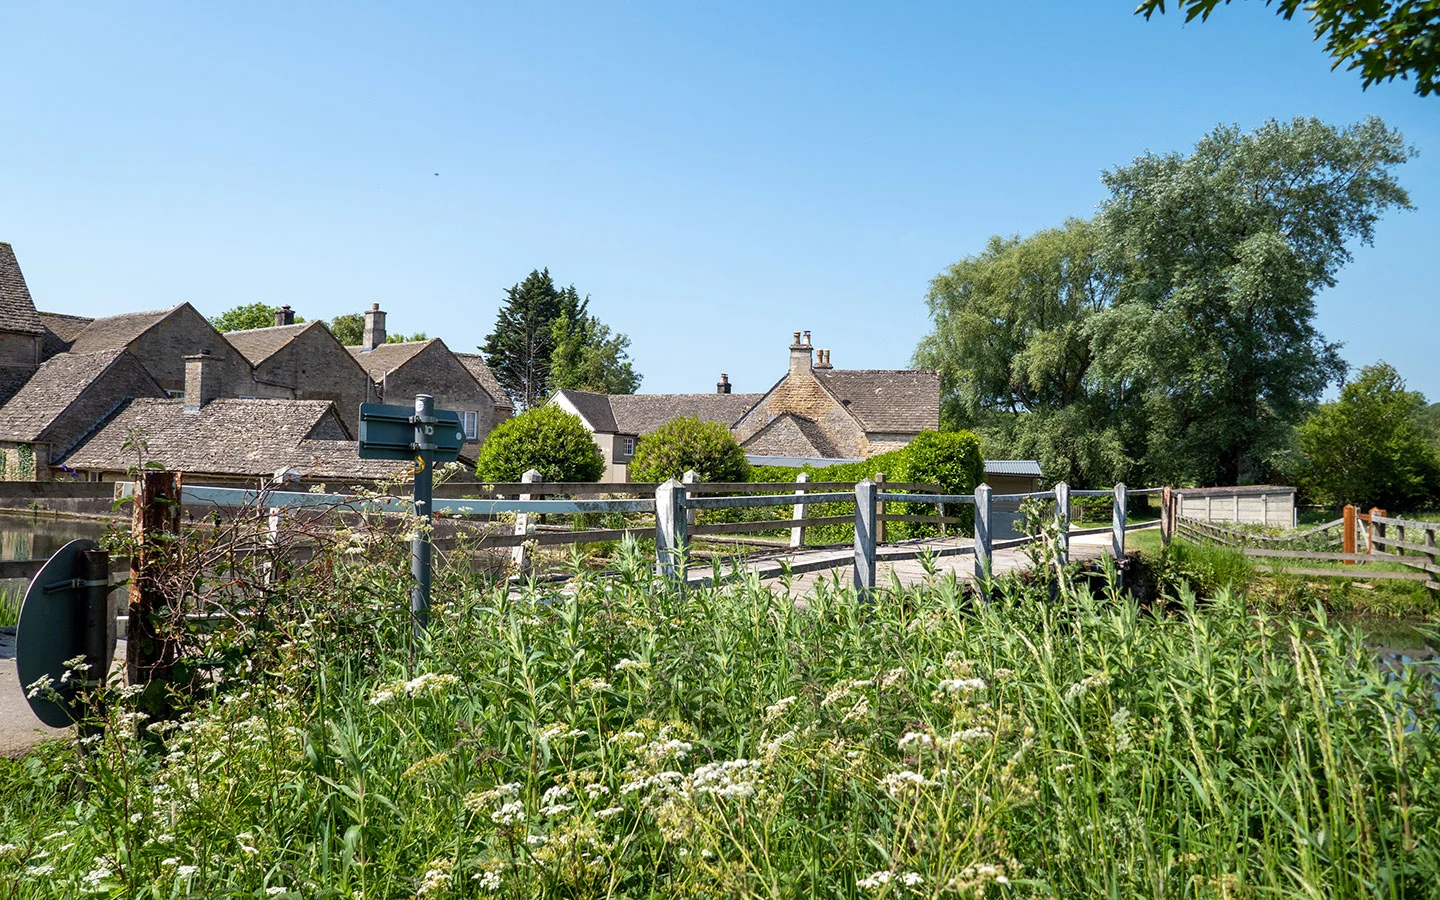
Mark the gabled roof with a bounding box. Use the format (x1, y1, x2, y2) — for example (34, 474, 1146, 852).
(67, 306, 181, 354)
(223, 321, 315, 365)
(740, 412, 844, 459)
(0, 350, 140, 442)
(609, 392, 763, 435)
(0, 243, 43, 335)
(454, 352, 513, 410)
(39, 311, 95, 358)
(553, 389, 618, 433)
(346, 339, 438, 379)
(60, 399, 366, 477)
(813, 369, 940, 434)
(0, 366, 35, 407)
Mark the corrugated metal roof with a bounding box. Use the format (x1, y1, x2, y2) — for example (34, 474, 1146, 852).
(984, 459, 1043, 477)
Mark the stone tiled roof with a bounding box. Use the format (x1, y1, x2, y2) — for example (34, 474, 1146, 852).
(814, 369, 940, 434)
(0, 243, 43, 335)
(223, 322, 314, 365)
(68, 306, 179, 354)
(286, 439, 418, 481)
(39, 311, 94, 358)
(0, 366, 35, 407)
(0, 350, 133, 442)
(553, 389, 619, 433)
(608, 392, 764, 435)
(454, 352, 513, 409)
(346, 340, 435, 379)
(60, 398, 372, 478)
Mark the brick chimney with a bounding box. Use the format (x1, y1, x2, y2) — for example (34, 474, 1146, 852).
(363, 303, 386, 351)
(183, 351, 220, 412)
(814, 349, 833, 370)
(789, 331, 812, 376)
(717, 373, 731, 394)
(273, 304, 295, 327)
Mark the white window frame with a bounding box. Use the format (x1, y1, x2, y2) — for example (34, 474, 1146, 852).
(166, 390, 184, 399)
(463, 410, 479, 440)
(623, 437, 635, 456)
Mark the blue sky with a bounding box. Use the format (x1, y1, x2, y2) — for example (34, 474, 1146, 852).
(3, 2, 1436, 399)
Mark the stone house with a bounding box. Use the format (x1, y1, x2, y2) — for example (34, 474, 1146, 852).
(224, 305, 378, 432)
(0, 349, 165, 481)
(0, 242, 46, 404)
(346, 304, 501, 457)
(553, 385, 763, 481)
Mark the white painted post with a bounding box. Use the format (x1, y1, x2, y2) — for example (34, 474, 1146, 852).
(1233, 494, 1240, 523)
(1261, 492, 1270, 527)
(1055, 481, 1071, 567)
(682, 470, 700, 529)
(790, 471, 809, 549)
(511, 468, 540, 569)
(1111, 482, 1127, 559)
(1206, 495, 1213, 522)
(973, 482, 993, 583)
(655, 478, 687, 584)
(853, 479, 877, 598)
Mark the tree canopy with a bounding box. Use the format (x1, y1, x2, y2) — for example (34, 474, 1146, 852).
(211, 303, 303, 332)
(915, 116, 1413, 488)
(473, 405, 605, 483)
(482, 269, 639, 410)
(1137, 0, 1440, 96)
(327, 313, 424, 346)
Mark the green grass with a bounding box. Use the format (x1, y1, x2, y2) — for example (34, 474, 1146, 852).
(0, 581, 22, 629)
(0, 539, 1437, 898)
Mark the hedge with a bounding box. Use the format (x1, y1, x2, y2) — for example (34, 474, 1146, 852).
(474, 406, 606, 483)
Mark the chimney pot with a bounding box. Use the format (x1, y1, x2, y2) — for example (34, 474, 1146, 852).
(274, 304, 294, 327)
(717, 373, 731, 394)
(363, 304, 387, 351)
(183, 351, 220, 412)
(789, 331, 813, 376)
(803, 330, 811, 346)
(815, 348, 833, 370)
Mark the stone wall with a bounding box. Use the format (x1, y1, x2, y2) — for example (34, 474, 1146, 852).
(251, 327, 374, 435)
(381, 342, 498, 456)
(733, 369, 866, 458)
(130, 306, 251, 396)
(0, 332, 40, 368)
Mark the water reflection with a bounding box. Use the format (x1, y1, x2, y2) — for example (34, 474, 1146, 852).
(0, 512, 111, 562)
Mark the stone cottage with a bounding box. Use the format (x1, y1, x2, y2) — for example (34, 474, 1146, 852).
(0, 242, 47, 404)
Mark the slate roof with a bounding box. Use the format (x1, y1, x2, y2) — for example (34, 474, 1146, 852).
(223, 322, 314, 365)
(39, 311, 94, 358)
(0, 243, 43, 335)
(346, 340, 435, 379)
(814, 369, 940, 433)
(67, 307, 179, 354)
(608, 392, 764, 435)
(454, 352, 513, 409)
(60, 399, 371, 478)
(0, 350, 135, 442)
(984, 460, 1043, 478)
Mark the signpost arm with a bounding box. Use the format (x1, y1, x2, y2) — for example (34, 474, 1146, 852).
(411, 395, 435, 636)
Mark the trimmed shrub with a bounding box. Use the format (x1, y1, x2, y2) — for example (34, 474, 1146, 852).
(629, 416, 750, 484)
(474, 406, 605, 483)
(904, 430, 985, 533)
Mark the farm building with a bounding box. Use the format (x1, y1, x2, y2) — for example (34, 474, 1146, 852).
(1173, 485, 1296, 528)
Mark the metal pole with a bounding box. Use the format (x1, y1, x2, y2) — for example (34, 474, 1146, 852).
(853, 479, 877, 599)
(1111, 482, 1127, 559)
(973, 483, 992, 584)
(411, 394, 435, 634)
(1054, 481, 1070, 567)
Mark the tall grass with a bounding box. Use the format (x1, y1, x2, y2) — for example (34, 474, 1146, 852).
(0, 542, 1436, 898)
(0, 582, 22, 629)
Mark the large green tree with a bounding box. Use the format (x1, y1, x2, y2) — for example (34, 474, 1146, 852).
(1137, 0, 1440, 97)
(1091, 115, 1411, 484)
(211, 303, 302, 332)
(1296, 362, 1440, 510)
(550, 314, 641, 395)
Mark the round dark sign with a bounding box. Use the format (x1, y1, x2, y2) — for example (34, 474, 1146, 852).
(15, 539, 114, 728)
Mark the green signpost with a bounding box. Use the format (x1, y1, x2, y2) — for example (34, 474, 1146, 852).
(358, 396, 466, 635)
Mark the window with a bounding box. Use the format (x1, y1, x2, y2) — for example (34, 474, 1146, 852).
(166, 390, 184, 399)
(463, 410, 479, 440)
(623, 437, 635, 456)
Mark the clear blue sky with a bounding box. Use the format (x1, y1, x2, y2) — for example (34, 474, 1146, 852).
(3, 2, 1436, 398)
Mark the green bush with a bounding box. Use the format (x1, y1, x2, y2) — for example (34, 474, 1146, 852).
(904, 430, 984, 533)
(629, 416, 750, 484)
(474, 406, 605, 482)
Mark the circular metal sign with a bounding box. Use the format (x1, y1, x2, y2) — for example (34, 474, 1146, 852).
(15, 539, 113, 727)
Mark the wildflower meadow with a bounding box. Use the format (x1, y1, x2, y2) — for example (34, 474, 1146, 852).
(0, 537, 1436, 898)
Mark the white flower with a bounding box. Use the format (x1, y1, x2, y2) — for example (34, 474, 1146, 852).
(613, 658, 649, 673)
(177, 865, 199, 877)
(416, 862, 451, 897)
(934, 677, 986, 695)
(472, 870, 502, 891)
(578, 677, 611, 693)
(900, 871, 924, 887)
(879, 770, 936, 797)
(24, 864, 55, 877)
(897, 731, 935, 751)
(857, 870, 893, 890)
(491, 800, 526, 826)
(583, 783, 610, 800)
(763, 696, 797, 722)
(266, 888, 288, 897)
(594, 806, 625, 820)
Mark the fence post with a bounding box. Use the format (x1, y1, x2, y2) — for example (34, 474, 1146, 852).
(1111, 482, 1127, 559)
(655, 478, 687, 585)
(973, 482, 992, 584)
(511, 468, 540, 570)
(682, 470, 700, 530)
(1425, 524, 1437, 572)
(1370, 508, 1386, 557)
(790, 471, 809, 549)
(1054, 481, 1070, 567)
(1395, 519, 1406, 558)
(1342, 504, 1357, 564)
(853, 479, 877, 599)
(1161, 487, 1173, 548)
(128, 471, 182, 705)
(874, 472, 887, 545)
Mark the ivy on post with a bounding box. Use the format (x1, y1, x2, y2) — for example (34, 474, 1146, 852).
(128, 470, 182, 718)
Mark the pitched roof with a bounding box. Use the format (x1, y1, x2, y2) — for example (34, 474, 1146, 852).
(345, 339, 436, 379)
(741, 413, 844, 458)
(0, 350, 135, 442)
(223, 321, 314, 365)
(984, 459, 1042, 478)
(553, 389, 618, 433)
(608, 392, 763, 435)
(0, 366, 35, 407)
(60, 398, 364, 477)
(814, 369, 940, 433)
(39, 311, 94, 358)
(0, 243, 43, 335)
(454, 352, 513, 409)
(285, 439, 420, 481)
(67, 306, 179, 354)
